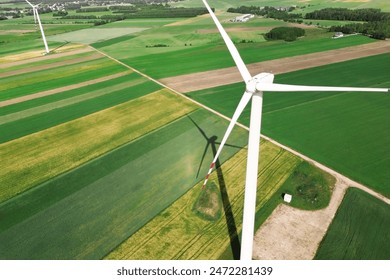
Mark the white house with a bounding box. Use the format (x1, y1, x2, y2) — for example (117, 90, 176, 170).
(231, 14, 254, 23)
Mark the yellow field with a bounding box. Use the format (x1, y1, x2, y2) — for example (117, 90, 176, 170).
(105, 139, 302, 260)
(0, 89, 197, 203)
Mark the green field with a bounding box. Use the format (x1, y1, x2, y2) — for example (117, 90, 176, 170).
(47, 28, 148, 44)
(0, 77, 161, 143)
(1, 1, 388, 260)
(0, 109, 248, 259)
(0, 57, 128, 101)
(187, 53, 390, 197)
(315, 188, 390, 259)
(105, 139, 302, 260)
(0, 51, 96, 74)
(116, 35, 374, 78)
(91, 12, 376, 78)
(0, 88, 198, 203)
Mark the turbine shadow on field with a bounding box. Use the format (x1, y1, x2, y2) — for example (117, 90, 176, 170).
(50, 41, 70, 53)
(188, 115, 242, 260)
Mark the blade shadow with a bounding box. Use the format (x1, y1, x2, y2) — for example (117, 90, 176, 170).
(212, 140, 241, 260)
(187, 115, 245, 178)
(188, 115, 241, 260)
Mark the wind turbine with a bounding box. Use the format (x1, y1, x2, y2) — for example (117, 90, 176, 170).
(25, 0, 49, 54)
(200, 0, 388, 260)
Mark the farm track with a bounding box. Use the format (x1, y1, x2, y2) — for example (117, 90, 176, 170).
(0, 71, 131, 107)
(0, 46, 93, 68)
(160, 40, 390, 93)
(0, 52, 103, 79)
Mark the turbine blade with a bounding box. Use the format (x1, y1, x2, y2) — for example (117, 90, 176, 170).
(34, 7, 49, 54)
(201, 90, 252, 189)
(187, 115, 208, 140)
(257, 83, 389, 93)
(215, 141, 244, 150)
(197, 143, 210, 178)
(33, 8, 37, 23)
(202, 0, 252, 83)
(25, 0, 34, 7)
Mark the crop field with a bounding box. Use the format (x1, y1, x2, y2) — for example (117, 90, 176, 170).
(0, 50, 101, 75)
(0, 74, 162, 143)
(1, 0, 388, 261)
(315, 188, 390, 259)
(116, 35, 374, 78)
(105, 140, 302, 260)
(0, 57, 129, 101)
(187, 54, 390, 197)
(0, 109, 249, 259)
(47, 28, 148, 45)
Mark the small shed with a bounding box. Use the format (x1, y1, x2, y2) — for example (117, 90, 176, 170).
(283, 193, 292, 203)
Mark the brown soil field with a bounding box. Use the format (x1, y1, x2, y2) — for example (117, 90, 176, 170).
(160, 40, 390, 93)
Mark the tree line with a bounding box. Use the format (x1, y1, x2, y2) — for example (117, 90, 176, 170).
(305, 8, 390, 39)
(228, 6, 390, 39)
(305, 8, 390, 22)
(330, 21, 390, 40)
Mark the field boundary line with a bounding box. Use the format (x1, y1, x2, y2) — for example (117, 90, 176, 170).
(0, 71, 131, 107)
(91, 47, 390, 205)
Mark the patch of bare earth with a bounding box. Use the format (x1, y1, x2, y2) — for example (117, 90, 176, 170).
(252, 179, 348, 260)
(287, 22, 317, 29)
(160, 40, 390, 93)
(0, 71, 131, 107)
(0, 52, 103, 78)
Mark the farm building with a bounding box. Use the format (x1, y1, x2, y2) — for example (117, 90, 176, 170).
(231, 14, 254, 23)
(332, 32, 344, 38)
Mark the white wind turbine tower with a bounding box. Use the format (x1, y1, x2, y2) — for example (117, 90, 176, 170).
(26, 0, 49, 54)
(200, 0, 388, 260)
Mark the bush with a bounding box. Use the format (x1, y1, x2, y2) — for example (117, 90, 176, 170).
(265, 27, 305, 41)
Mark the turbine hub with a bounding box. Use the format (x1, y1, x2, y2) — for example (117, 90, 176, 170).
(246, 80, 257, 94)
(247, 73, 275, 94)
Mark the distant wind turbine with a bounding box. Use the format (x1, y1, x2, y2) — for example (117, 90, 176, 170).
(200, 0, 388, 260)
(25, 0, 49, 54)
